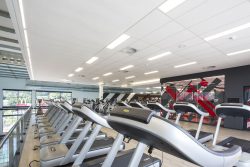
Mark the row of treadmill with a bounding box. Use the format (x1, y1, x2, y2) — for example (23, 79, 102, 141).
(34, 100, 250, 167)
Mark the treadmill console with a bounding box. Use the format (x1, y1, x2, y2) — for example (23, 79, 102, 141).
(111, 106, 154, 124)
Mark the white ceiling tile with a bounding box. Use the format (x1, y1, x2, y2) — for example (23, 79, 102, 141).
(141, 21, 184, 44)
(190, 2, 250, 35)
(175, 0, 246, 27)
(127, 10, 171, 38)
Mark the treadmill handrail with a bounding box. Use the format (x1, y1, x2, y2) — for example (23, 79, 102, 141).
(173, 102, 209, 116)
(130, 102, 149, 110)
(147, 102, 175, 114)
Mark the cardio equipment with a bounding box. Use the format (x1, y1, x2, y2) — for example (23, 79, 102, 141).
(107, 106, 242, 167)
(173, 102, 214, 143)
(72, 105, 161, 167)
(39, 103, 122, 167)
(213, 103, 250, 166)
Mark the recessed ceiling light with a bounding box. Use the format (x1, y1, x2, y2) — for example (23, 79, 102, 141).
(121, 84, 128, 87)
(159, 0, 186, 13)
(148, 51, 171, 61)
(146, 87, 150, 90)
(153, 86, 161, 89)
(125, 76, 135, 79)
(112, 79, 120, 82)
(174, 61, 197, 68)
(103, 72, 112, 76)
(86, 57, 98, 64)
(131, 78, 160, 86)
(120, 65, 134, 71)
(204, 22, 250, 41)
(144, 71, 159, 75)
(140, 92, 143, 94)
(75, 67, 83, 72)
(92, 77, 99, 80)
(152, 91, 157, 94)
(62, 79, 71, 82)
(68, 73, 74, 77)
(226, 49, 250, 56)
(106, 34, 130, 49)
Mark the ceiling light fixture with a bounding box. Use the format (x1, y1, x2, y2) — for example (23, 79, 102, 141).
(19, 0, 34, 79)
(204, 22, 250, 41)
(86, 57, 98, 64)
(106, 34, 130, 49)
(92, 77, 99, 80)
(227, 49, 250, 56)
(121, 84, 128, 88)
(125, 76, 135, 79)
(112, 79, 120, 82)
(146, 87, 150, 90)
(174, 61, 197, 68)
(75, 67, 83, 72)
(144, 70, 159, 75)
(131, 78, 160, 86)
(68, 73, 74, 77)
(159, 0, 186, 13)
(120, 65, 134, 71)
(153, 86, 161, 89)
(103, 72, 112, 76)
(148, 51, 171, 61)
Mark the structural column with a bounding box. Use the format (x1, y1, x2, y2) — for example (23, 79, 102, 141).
(99, 83, 104, 99)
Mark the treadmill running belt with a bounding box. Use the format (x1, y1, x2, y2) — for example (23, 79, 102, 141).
(217, 137, 250, 153)
(66, 137, 115, 154)
(81, 149, 161, 167)
(188, 129, 212, 140)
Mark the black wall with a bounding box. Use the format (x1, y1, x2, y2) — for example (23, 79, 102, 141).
(160, 65, 250, 103)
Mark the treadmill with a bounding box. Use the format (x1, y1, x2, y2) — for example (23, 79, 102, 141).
(213, 103, 250, 166)
(129, 101, 149, 110)
(147, 102, 175, 119)
(173, 102, 214, 144)
(71, 105, 161, 167)
(108, 106, 242, 167)
(39, 103, 123, 167)
(40, 102, 106, 146)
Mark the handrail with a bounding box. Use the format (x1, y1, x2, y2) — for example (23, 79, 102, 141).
(0, 106, 31, 148)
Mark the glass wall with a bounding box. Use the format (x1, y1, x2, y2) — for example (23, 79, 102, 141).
(36, 91, 72, 106)
(2, 90, 32, 108)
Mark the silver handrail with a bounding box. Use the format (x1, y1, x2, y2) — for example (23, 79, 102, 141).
(0, 107, 31, 148)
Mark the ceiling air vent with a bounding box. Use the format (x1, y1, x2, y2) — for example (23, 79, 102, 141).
(120, 47, 137, 55)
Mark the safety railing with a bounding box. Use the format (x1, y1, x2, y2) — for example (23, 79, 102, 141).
(0, 107, 32, 167)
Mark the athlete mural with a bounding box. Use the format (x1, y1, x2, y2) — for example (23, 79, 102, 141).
(161, 75, 225, 125)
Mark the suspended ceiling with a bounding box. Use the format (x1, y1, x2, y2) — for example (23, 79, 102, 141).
(6, 0, 250, 86)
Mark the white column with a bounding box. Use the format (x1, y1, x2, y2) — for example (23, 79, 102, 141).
(32, 90, 36, 108)
(0, 87, 3, 134)
(99, 83, 104, 99)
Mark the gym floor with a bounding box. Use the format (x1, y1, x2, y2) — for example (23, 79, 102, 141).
(102, 122, 249, 167)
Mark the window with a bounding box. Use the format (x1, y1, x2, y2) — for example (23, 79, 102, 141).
(3, 90, 32, 108)
(36, 91, 72, 106)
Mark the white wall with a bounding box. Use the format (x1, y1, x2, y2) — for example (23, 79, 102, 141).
(0, 77, 99, 108)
